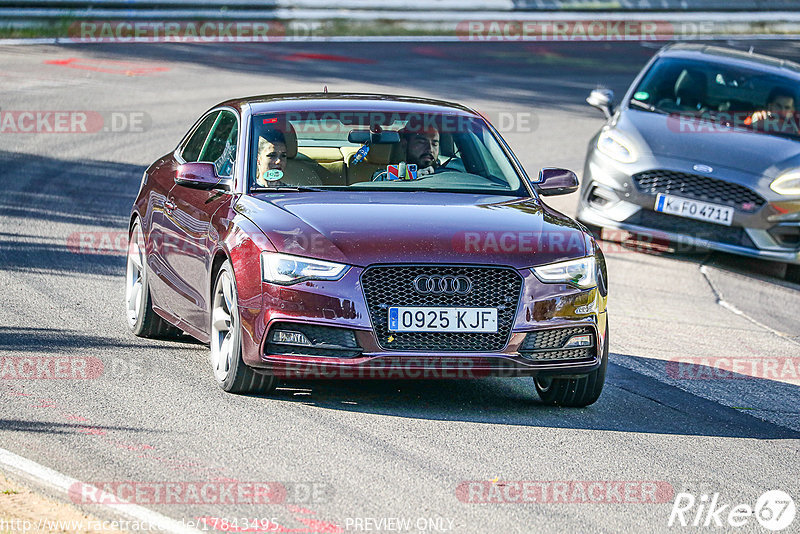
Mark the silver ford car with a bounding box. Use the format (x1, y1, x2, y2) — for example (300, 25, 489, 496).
(577, 44, 800, 280)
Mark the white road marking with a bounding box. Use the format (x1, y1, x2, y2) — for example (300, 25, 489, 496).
(0, 447, 204, 534)
(699, 264, 800, 347)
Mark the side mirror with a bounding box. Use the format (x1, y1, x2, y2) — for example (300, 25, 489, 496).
(175, 162, 232, 191)
(587, 88, 615, 119)
(534, 168, 579, 196)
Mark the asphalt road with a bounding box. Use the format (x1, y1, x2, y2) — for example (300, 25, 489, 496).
(0, 40, 798, 534)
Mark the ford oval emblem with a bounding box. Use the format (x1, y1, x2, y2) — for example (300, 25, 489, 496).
(693, 164, 713, 174)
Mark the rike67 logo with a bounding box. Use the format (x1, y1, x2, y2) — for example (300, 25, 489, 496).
(669, 490, 795, 531)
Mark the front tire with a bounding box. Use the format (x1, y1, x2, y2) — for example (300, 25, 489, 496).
(210, 260, 278, 394)
(786, 264, 800, 285)
(534, 323, 609, 407)
(125, 220, 181, 339)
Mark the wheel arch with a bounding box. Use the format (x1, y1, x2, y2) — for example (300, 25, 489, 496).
(210, 249, 231, 302)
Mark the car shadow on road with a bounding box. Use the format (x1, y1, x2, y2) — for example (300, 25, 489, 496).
(0, 150, 140, 230)
(0, 327, 202, 352)
(0, 419, 151, 435)
(0, 149, 145, 277)
(598, 232, 799, 289)
(265, 354, 800, 440)
(0, 236, 124, 277)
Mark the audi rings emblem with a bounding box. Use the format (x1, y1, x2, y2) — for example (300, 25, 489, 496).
(413, 275, 472, 295)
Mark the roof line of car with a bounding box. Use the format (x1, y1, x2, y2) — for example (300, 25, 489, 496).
(214, 92, 482, 116)
(660, 43, 800, 75)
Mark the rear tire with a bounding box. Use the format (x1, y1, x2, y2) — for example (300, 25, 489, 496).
(125, 220, 182, 339)
(534, 323, 609, 407)
(210, 260, 278, 394)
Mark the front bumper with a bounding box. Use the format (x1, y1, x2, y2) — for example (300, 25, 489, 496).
(239, 266, 608, 378)
(577, 149, 800, 264)
(578, 207, 800, 263)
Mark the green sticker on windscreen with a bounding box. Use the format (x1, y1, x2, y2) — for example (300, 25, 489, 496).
(262, 169, 283, 181)
(633, 91, 650, 101)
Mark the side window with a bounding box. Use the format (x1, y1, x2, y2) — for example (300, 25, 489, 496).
(477, 129, 506, 177)
(181, 112, 219, 162)
(200, 111, 238, 177)
(463, 130, 502, 177)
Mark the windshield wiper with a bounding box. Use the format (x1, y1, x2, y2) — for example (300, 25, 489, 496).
(628, 99, 667, 114)
(250, 186, 326, 192)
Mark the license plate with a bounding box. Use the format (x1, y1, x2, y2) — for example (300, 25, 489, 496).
(388, 307, 498, 333)
(654, 193, 734, 226)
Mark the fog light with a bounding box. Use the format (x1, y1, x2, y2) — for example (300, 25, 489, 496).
(272, 330, 311, 346)
(588, 184, 620, 209)
(563, 334, 593, 348)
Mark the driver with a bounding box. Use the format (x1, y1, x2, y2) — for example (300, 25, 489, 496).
(401, 126, 440, 176)
(747, 87, 799, 134)
(371, 125, 442, 181)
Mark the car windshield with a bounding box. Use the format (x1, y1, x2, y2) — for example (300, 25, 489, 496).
(630, 57, 800, 140)
(248, 111, 526, 194)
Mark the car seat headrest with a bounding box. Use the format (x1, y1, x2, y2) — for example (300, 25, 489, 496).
(257, 123, 298, 159)
(674, 69, 707, 105)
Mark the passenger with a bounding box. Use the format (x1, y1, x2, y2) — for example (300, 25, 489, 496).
(255, 130, 288, 186)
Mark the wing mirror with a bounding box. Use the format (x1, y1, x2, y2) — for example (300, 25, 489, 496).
(534, 168, 579, 196)
(587, 88, 615, 119)
(175, 162, 232, 191)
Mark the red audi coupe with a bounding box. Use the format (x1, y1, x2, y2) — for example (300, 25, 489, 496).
(126, 93, 609, 406)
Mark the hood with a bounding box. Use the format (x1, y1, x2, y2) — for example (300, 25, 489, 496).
(236, 192, 589, 269)
(619, 109, 800, 177)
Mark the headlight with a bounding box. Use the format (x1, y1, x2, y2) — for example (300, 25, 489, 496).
(532, 257, 597, 289)
(770, 170, 800, 196)
(596, 129, 637, 163)
(261, 252, 349, 285)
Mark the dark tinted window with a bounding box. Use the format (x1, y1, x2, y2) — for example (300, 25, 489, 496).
(181, 112, 218, 162)
(200, 111, 238, 177)
(631, 57, 800, 138)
